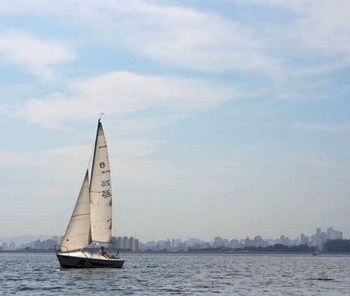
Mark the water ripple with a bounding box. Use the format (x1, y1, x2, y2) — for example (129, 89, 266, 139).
(1, 253, 350, 295)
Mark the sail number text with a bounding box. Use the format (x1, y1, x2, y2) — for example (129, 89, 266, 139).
(101, 180, 110, 187)
(102, 189, 111, 198)
(101, 179, 111, 198)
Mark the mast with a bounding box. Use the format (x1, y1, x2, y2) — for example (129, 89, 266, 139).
(89, 118, 101, 193)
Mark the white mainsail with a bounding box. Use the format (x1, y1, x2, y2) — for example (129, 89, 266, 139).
(90, 119, 113, 243)
(60, 170, 91, 252)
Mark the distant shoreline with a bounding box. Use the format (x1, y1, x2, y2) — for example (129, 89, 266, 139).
(2, 250, 350, 255)
(2, 239, 350, 254)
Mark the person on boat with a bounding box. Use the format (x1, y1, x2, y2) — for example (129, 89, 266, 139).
(100, 246, 111, 258)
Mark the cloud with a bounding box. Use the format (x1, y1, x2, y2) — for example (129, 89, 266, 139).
(114, 2, 279, 75)
(245, 0, 350, 60)
(12, 71, 237, 128)
(0, 145, 89, 169)
(0, 0, 281, 76)
(297, 158, 336, 169)
(289, 123, 350, 133)
(1, 0, 349, 79)
(0, 31, 75, 80)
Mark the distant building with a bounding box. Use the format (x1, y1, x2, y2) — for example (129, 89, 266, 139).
(132, 238, 139, 252)
(326, 227, 342, 240)
(300, 233, 309, 245)
(213, 237, 223, 248)
(308, 227, 343, 248)
(114, 236, 139, 251)
(9, 242, 16, 251)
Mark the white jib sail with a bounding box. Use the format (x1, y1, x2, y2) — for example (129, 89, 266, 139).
(60, 170, 91, 252)
(90, 120, 113, 243)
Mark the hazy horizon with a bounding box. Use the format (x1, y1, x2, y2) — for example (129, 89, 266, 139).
(0, 1, 349, 242)
(0, 225, 347, 245)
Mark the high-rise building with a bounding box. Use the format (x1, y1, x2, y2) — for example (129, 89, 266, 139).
(132, 239, 139, 252)
(114, 236, 139, 251)
(326, 227, 343, 240)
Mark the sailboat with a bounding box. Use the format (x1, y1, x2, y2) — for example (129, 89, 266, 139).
(56, 119, 124, 268)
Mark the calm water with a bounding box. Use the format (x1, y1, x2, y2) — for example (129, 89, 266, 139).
(1, 252, 350, 295)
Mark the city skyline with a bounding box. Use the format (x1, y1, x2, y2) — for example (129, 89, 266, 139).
(0, 1, 350, 241)
(0, 226, 345, 249)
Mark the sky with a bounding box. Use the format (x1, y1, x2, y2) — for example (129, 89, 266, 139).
(0, 0, 349, 242)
